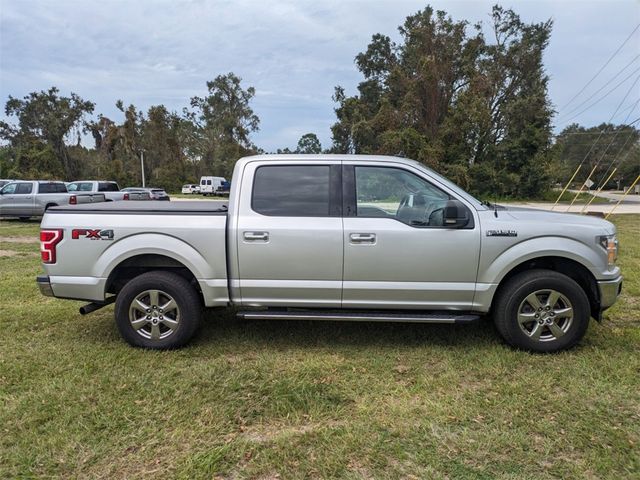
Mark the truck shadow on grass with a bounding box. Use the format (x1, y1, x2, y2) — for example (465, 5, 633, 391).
(190, 309, 502, 351)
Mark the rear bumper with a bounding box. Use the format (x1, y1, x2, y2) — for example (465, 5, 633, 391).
(598, 276, 623, 310)
(36, 274, 106, 302)
(37, 275, 54, 297)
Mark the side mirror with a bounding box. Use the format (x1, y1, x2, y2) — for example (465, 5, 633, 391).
(443, 199, 470, 228)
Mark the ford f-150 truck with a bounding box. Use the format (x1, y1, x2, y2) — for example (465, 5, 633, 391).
(0, 180, 106, 219)
(66, 181, 151, 201)
(37, 155, 623, 352)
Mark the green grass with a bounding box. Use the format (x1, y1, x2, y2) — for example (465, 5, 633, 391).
(1, 217, 639, 479)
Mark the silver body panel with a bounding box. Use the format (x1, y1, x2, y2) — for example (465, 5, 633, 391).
(40, 154, 621, 315)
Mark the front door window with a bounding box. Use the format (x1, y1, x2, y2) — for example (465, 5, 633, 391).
(355, 166, 450, 227)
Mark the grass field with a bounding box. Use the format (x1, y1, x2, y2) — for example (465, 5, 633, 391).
(1, 216, 638, 479)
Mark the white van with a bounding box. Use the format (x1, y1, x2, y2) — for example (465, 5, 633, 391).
(199, 176, 226, 196)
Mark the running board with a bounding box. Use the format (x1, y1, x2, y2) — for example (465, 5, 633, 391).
(237, 310, 481, 324)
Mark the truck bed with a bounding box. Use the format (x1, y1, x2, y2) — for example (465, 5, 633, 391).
(41, 200, 230, 306)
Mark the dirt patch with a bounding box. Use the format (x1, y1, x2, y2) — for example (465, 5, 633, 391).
(0, 249, 18, 257)
(2, 236, 38, 244)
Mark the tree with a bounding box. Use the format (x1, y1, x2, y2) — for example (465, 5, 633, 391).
(296, 133, 322, 153)
(0, 87, 94, 179)
(552, 123, 640, 189)
(185, 73, 259, 177)
(330, 5, 554, 198)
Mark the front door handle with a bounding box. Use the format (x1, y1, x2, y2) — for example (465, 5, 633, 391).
(243, 231, 269, 241)
(350, 233, 376, 244)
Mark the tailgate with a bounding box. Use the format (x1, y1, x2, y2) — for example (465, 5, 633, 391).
(75, 193, 106, 204)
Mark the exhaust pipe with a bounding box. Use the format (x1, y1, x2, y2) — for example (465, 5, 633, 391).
(79, 296, 115, 315)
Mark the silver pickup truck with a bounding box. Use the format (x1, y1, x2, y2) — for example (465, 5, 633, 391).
(0, 180, 105, 219)
(37, 155, 622, 352)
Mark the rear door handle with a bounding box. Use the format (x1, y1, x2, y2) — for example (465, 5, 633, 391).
(243, 231, 269, 241)
(349, 233, 376, 244)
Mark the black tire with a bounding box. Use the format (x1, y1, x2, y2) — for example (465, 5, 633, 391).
(115, 271, 202, 349)
(45, 203, 57, 211)
(18, 217, 30, 221)
(493, 269, 591, 353)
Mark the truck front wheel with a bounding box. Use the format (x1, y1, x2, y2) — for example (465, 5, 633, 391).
(493, 270, 591, 353)
(114, 271, 201, 349)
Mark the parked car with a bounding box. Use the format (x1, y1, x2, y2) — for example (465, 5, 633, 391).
(181, 184, 200, 194)
(37, 154, 622, 353)
(122, 187, 170, 201)
(67, 181, 150, 201)
(216, 180, 231, 196)
(0, 179, 15, 188)
(0, 180, 105, 219)
(199, 176, 226, 196)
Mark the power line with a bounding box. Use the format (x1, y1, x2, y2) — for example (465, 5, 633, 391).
(554, 74, 640, 208)
(558, 68, 640, 123)
(559, 23, 640, 111)
(557, 54, 640, 119)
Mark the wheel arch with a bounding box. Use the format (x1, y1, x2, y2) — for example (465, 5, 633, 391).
(493, 256, 600, 319)
(105, 253, 203, 304)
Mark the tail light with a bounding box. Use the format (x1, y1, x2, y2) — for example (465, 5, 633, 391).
(40, 229, 63, 264)
(123, 193, 130, 200)
(69, 195, 77, 205)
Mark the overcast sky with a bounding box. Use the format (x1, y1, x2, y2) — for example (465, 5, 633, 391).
(1, 0, 639, 151)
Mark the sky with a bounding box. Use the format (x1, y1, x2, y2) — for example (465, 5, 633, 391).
(1, 0, 639, 152)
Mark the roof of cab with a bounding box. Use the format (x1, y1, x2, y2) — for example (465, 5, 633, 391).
(236, 154, 421, 168)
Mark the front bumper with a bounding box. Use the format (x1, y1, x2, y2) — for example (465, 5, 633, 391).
(37, 275, 54, 297)
(598, 276, 623, 310)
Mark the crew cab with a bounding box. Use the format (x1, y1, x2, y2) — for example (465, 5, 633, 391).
(37, 155, 623, 352)
(0, 180, 105, 219)
(66, 181, 150, 201)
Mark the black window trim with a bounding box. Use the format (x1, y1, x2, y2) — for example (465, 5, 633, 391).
(343, 164, 475, 229)
(250, 164, 342, 217)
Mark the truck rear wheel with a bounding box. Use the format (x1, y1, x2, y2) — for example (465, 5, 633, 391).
(114, 271, 201, 349)
(493, 269, 591, 353)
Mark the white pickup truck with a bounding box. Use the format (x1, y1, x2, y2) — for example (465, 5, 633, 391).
(37, 155, 622, 352)
(66, 181, 151, 201)
(0, 180, 105, 219)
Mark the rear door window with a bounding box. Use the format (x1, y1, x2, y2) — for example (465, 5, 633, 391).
(16, 183, 34, 194)
(252, 165, 332, 216)
(38, 183, 67, 193)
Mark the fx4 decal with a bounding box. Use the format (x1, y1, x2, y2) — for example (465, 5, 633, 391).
(72, 229, 115, 240)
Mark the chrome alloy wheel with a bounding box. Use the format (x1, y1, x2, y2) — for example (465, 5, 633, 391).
(128, 289, 180, 340)
(517, 289, 574, 342)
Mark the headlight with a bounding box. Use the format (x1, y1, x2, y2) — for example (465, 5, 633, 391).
(598, 234, 618, 268)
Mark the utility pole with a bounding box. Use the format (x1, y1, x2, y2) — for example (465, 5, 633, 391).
(140, 150, 146, 187)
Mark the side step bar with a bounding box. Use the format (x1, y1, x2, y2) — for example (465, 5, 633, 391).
(237, 310, 481, 324)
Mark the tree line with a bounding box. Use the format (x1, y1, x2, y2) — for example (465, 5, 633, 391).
(1, 5, 638, 195)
